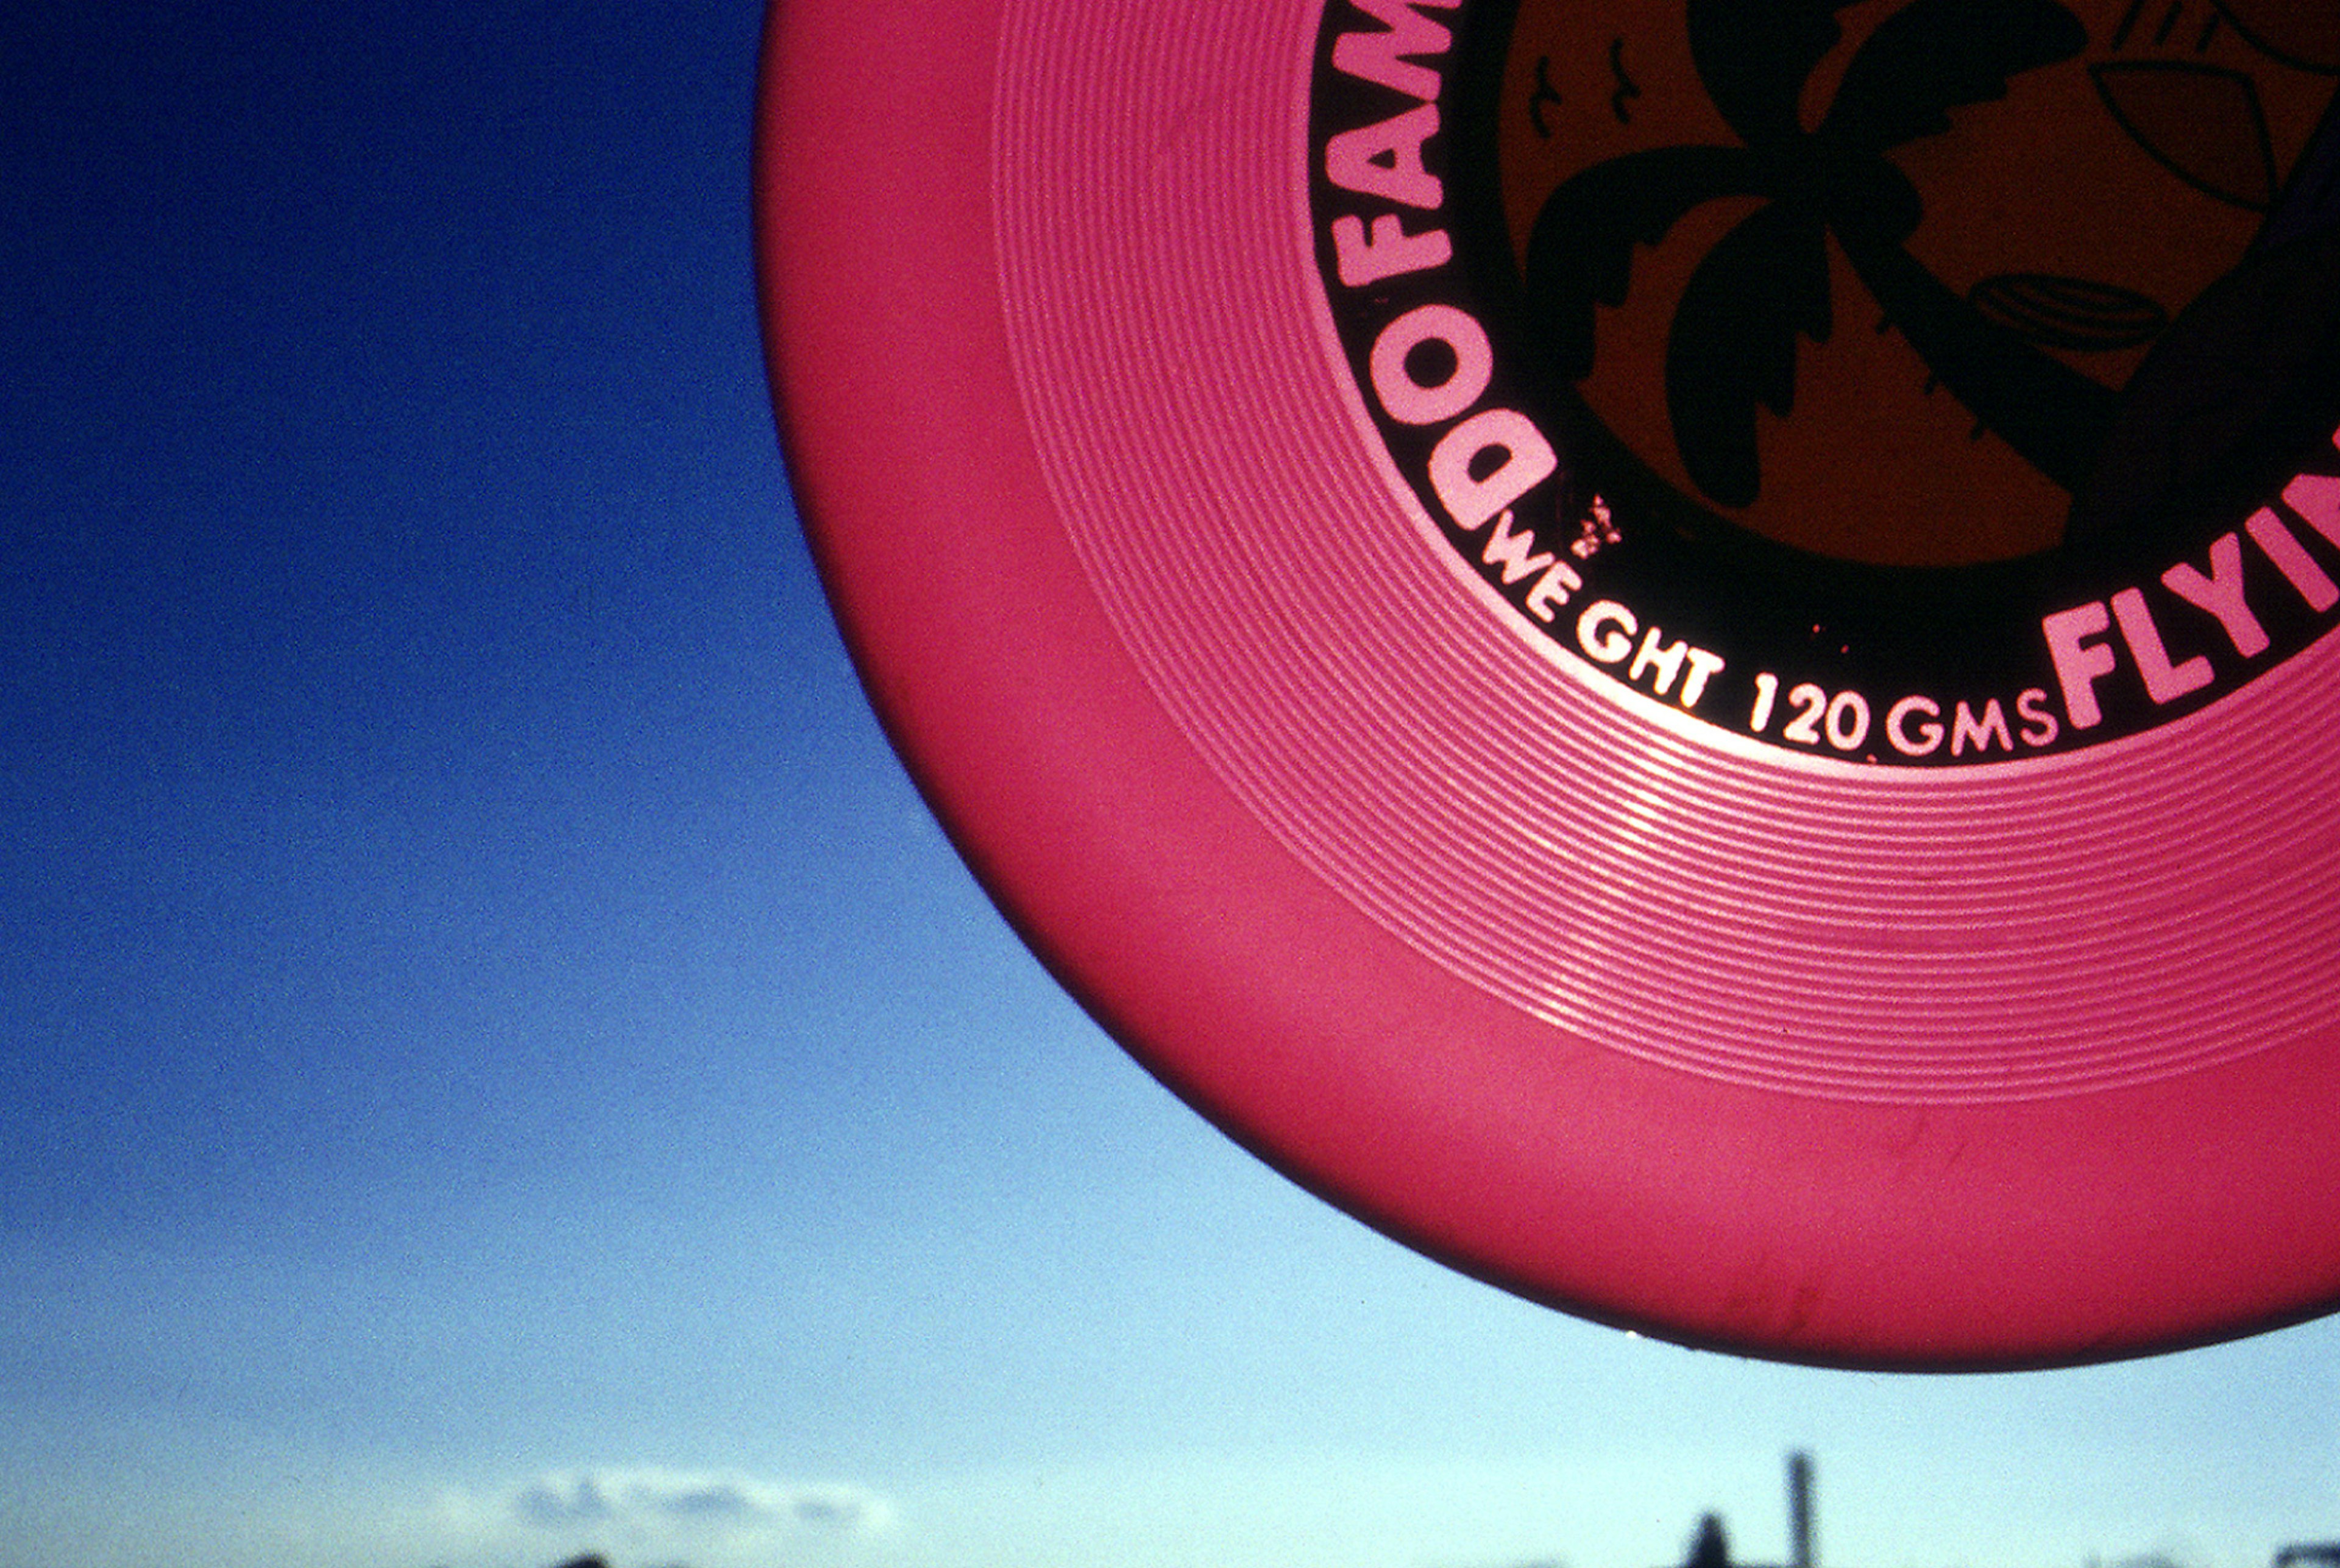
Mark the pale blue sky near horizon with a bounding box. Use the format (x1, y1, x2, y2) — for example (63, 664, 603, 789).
(2, 4, 2337, 1567)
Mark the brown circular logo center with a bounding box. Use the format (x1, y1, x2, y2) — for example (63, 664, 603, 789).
(1310, 0, 2340, 764)
(1494, 0, 2337, 567)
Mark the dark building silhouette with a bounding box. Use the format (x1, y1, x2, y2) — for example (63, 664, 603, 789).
(1671, 1453, 1817, 1568)
(1790, 1450, 1815, 1568)
(1689, 1514, 1734, 1568)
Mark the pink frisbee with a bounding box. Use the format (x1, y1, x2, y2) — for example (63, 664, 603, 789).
(756, 0, 2340, 1367)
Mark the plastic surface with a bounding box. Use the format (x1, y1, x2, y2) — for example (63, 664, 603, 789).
(755, 0, 2340, 1368)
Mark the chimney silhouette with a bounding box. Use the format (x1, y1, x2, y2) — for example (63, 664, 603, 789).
(1787, 1452, 1815, 1568)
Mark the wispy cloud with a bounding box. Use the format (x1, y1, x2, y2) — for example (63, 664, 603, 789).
(495, 1466, 895, 1541)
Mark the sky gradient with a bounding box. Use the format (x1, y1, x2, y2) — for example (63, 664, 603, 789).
(2, 4, 2337, 1567)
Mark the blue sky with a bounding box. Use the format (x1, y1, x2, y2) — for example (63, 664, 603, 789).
(2, 4, 2337, 1567)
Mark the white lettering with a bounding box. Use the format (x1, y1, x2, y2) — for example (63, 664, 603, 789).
(1628, 628, 1689, 696)
(1522, 558, 1584, 622)
(2162, 531, 2269, 658)
(1824, 689, 1871, 751)
(1679, 647, 1725, 709)
(1325, 102, 1443, 210)
(1612, 626, 1720, 707)
(1331, 214, 1452, 288)
(2042, 601, 2117, 729)
(2110, 586, 2213, 704)
(1887, 695, 1944, 757)
(1331, 0, 1460, 102)
(1429, 408, 1558, 530)
(1951, 698, 2013, 757)
(2246, 506, 2339, 611)
(2016, 687, 2059, 747)
(2283, 466, 2340, 550)
(1480, 509, 1555, 584)
(1577, 601, 1635, 664)
(1781, 683, 1826, 745)
(1369, 303, 1491, 425)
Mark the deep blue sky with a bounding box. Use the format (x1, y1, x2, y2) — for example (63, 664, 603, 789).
(2, 5, 2337, 1568)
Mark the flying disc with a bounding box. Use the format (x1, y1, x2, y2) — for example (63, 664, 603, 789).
(755, 0, 2340, 1368)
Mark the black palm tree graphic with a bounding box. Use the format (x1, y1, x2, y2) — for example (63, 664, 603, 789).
(1521, 0, 2119, 511)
